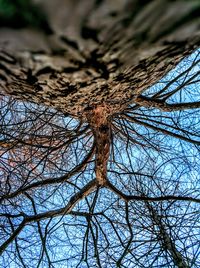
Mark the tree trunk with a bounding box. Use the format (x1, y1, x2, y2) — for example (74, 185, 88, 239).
(0, 0, 199, 118)
(145, 202, 190, 268)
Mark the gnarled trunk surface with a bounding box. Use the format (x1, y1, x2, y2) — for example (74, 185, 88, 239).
(0, 0, 199, 118)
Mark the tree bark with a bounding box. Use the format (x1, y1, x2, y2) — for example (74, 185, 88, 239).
(86, 104, 111, 185)
(0, 0, 199, 118)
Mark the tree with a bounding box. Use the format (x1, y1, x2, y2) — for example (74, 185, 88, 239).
(0, 0, 200, 267)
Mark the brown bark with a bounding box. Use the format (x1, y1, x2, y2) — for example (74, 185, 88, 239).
(0, 0, 199, 118)
(86, 104, 111, 185)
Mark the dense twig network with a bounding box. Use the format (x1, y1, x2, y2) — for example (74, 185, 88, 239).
(0, 50, 200, 267)
(0, 0, 200, 267)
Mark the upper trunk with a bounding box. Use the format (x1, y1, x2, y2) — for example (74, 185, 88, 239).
(86, 104, 111, 185)
(0, 0, 199, 118)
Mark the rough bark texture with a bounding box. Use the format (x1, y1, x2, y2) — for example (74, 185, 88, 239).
(86, 104, 111, 185)
(0, 0, 199, 118)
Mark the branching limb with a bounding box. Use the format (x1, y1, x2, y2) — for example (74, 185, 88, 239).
(0, 179, 97, 255)
(106, 181, 200, 203)
(135, 95, 200, 112)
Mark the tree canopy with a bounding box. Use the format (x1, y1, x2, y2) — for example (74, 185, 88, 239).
(0, 1, 200, 267)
